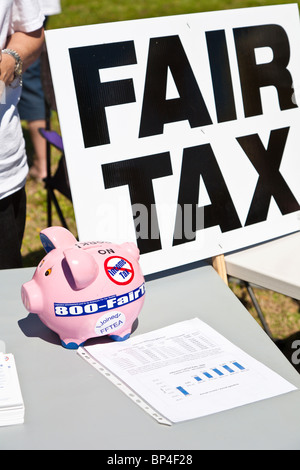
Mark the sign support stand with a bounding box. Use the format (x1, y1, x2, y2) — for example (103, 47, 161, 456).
(212, 255, 228, 285)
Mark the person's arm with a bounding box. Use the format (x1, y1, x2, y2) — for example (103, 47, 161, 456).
(0, 27, 44, 86)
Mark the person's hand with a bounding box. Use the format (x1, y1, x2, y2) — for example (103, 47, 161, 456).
(0, 52, 16, 86)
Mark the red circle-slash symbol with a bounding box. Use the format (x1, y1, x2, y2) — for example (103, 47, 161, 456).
(104, 256, 134, 285)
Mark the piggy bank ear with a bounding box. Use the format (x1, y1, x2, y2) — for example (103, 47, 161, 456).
(40, 226, 77, 253)
(63, 248, 99, 290)
(121, 242, 140, 260)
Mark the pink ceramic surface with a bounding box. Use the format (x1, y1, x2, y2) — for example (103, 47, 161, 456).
(21, 227, 145, 349)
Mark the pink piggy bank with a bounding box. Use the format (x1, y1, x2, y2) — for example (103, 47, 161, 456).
(21, 226, 145, 349)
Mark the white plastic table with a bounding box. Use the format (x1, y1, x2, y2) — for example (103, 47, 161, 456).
(225, 231, 300, 299)
(1, 264, 300, 450)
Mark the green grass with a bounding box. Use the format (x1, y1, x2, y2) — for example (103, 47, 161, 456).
(48, 0, 299, 29)
(21, 0, 300, 343)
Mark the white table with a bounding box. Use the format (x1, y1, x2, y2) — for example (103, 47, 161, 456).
(225, 231, 300, 299)
(1, 264, 300, 450)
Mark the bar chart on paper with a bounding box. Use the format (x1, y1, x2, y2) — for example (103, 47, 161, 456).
(178, 363, 245, 395)
(81, 318, 297, 423)
(153, 360, 248, 402)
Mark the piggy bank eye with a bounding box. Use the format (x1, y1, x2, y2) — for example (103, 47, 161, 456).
(45, 268, 52, 277)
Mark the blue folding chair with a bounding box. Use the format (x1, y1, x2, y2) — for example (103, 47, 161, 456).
(39, 127, 71, 229)
(39, 44, 72, 229)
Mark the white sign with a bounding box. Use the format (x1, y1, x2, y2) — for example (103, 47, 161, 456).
(46, 5, 300, 275)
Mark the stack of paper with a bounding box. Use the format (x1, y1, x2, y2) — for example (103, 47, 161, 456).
(0, 353, 24, 427)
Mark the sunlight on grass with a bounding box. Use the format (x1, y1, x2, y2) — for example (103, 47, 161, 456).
(49, 0, 299, 29)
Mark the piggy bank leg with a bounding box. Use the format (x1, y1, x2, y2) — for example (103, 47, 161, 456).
(109, 326, 133, 342)
(61, 339, 85, 349)
(109, 333, 131, 342)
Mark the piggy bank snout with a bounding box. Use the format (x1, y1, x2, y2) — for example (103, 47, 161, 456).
(21, 280, 43, 314)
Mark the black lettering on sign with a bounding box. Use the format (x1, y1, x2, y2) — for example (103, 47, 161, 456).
(173, 144, 242, 246)
(237, 127, 300, 225)
(102, 153, 173, 254)
(69, 42, 137, 148)
(206, 29, 237, 123)
(234, 24, 297, 117)
(139, 35, 212, 138)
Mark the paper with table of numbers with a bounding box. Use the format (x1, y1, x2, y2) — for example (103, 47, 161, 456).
(78, 318, 297, 424)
